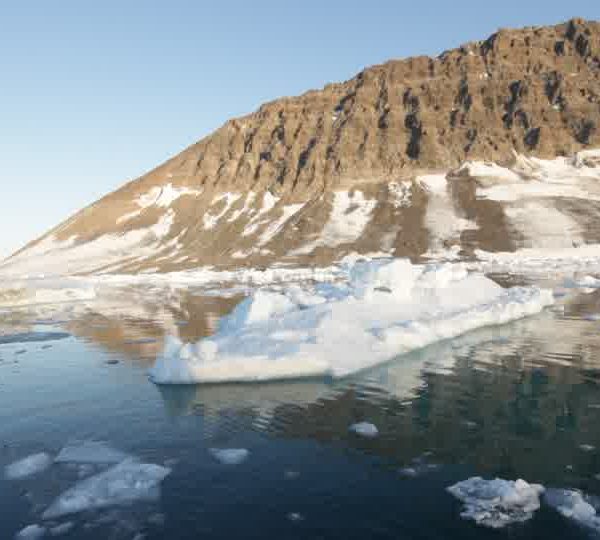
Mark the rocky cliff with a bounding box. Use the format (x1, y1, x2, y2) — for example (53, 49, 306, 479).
(2, 18, 599, 276)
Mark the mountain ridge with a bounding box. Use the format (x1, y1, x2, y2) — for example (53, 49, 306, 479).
(3, 17, 600, 276)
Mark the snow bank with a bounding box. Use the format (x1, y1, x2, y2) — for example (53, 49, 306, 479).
(42, 460, 171, 519)
(5, 452, 52, 480)
(545, 489, 600, 532)
(149, 259, 553, 384)
(418, 174, 477, 259)
(447, 477, 545, 528)
(457, 150, 600, 203)
(473, 244, 600, 276)
(0, 281, 96, 308)
(291, 191, 376, 254)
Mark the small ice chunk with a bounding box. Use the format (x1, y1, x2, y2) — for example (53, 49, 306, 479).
(287, 512, 304, 522)
(399, 463, 441, 477)
(15, 525, 46, 540)
(55, 441, 131, 465)
(545, 489, 600, 531)
(5, 452, 52, 480)
(349, 422, 379, 438)
(42, 460, 171, 519)
(49, 522, 74, 536)
(580, 444, 596, 452)
(209, 448, 249, 465)
(447, 477, 545, 528)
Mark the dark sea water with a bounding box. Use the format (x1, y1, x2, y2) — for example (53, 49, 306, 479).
(1, 279, 600, 539)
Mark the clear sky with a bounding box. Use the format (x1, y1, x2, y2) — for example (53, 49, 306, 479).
(0, 1, 597, 259)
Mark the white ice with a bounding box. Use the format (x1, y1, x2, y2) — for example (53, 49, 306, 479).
(5, 453, 52, 480)
(447, 476, 545, 528)
(49, 522, 74, 536)
(42, 460, 171, 519)
(55, 441, 131, 465)
(149, 258, 553, 384)
(209, 448, 249, 465)
(349, 422, 379, 438)
(545, 489, 600, 532)
(15, 524, 46, 540)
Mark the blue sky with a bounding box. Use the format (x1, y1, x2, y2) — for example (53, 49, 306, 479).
(0, 1, 597, 259)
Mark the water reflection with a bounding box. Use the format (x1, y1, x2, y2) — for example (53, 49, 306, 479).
(152, 289, 600, 491)
(2, 280, 600, 539)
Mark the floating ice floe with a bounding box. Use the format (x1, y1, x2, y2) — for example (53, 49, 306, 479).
(209, 448, 249, 465)
(579, 444, 596, 452)
(5, 452, 52, 480)
(15, 524, 46, 540)
(49, 522, 74, 536)
(42, 460, 171, 519)
(55, 441, 131, 465)
(545, 489, 600, 532)
(398, 463, 441, 478)
(349, 422, 379, 438)
(447, 477, 545, 528)
(149, 259, 553, 384)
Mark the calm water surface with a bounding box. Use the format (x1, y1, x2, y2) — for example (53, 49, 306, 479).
(1, 278, 600, 539)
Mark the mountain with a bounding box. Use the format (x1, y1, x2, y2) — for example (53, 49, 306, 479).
(2, 18, 599, 276)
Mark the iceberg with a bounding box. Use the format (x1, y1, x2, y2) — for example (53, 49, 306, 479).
(149, 259, 553, 384)
(42, 460, 171, 519)
(545, 489, 600, 532)
(447, 476, 545, 528)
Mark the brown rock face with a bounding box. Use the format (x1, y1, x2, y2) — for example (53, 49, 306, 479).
(169, 17, 599, 193)
(3, 18, 600, 275)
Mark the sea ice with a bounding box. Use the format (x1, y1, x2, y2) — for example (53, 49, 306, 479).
(55, 441, 131, 465)
(544, 489, 600, 531)
(447, 476, 545, 528)
(398, 463, 441, 477)
(5, 452, 52, 480)
(149, 259, 553, 384)
(348, 422, 379, 438)
(42, 460, 171, 519)
(15, 524, 46, 540)
(49, 522, 74, 536)
(209, 448, 249, 465)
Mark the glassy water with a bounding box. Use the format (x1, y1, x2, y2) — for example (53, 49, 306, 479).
(1, 279, 600, 539)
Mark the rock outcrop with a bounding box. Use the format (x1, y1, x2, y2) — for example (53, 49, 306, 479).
(2, 18, 599, 276)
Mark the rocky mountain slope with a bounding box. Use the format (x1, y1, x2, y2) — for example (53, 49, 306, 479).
(2, 18, 600, 276)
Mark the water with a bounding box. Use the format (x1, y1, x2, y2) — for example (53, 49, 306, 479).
(1, 280, 600, 539)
